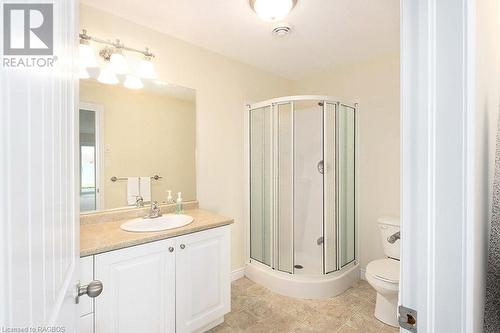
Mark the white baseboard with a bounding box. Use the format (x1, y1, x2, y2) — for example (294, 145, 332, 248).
(231, 267, 245, 281)
(360, 268, 366, 281)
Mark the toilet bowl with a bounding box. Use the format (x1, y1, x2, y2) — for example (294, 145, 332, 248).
(366, 217, 400, 327)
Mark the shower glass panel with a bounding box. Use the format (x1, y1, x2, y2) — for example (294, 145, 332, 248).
(323, 102, 337, 273)
(250, 106, 273, 266)
(338, 104, 356, 267)
(293, 101, 323, 275)
(277, 103, 294, 273)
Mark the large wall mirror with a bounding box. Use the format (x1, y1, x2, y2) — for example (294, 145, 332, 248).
(79, 79, 196, 213)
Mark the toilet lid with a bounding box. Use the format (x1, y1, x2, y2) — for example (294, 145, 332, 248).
(366, 259, 399, 283)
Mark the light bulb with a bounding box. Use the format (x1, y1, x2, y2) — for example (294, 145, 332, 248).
(137, 56, 157, 79)
(124, 75, 144, 89)
(110, 49, 128, 74)
(97, 63, 119, 85)
(79, 65, 90, 79)
(252, 0, 294, 21)
(79, 41, 97, 68)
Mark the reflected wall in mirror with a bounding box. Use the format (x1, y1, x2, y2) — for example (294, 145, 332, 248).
(79, 79, 196, 213)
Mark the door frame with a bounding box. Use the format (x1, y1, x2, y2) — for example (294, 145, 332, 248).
(79, 102, 104, 211)
(400, 0, 480, 331)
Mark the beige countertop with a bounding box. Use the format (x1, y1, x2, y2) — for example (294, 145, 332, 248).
(80, 209, 233, 257)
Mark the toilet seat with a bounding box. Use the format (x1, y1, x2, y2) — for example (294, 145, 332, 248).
(366, 258, 399, 283)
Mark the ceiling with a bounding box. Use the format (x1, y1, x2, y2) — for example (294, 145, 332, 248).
(81, 0, 400, 80)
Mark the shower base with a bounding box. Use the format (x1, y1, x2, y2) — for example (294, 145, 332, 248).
(245, 260, 359, 299)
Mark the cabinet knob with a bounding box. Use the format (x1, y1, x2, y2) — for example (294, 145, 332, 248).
(75, 280, 103, 304)
(168, 246, 174, 252)
(180, 244, 186, 249)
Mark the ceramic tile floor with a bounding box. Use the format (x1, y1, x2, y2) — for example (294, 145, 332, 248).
(209, 277, 399, 333)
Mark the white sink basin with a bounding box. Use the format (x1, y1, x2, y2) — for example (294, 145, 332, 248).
(120, 214, 194, 232)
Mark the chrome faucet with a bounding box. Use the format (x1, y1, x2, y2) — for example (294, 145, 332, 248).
(145, 200, 162, 219)
(387, 231, 400, 244)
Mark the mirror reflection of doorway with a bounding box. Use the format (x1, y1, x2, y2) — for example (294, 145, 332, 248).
(79, 104, 102, 212)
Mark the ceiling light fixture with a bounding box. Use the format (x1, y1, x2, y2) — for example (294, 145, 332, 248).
(124, 75, 144, 89)
(250, 0, 296, 21)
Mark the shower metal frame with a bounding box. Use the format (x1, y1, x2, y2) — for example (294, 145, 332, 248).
(246, 95, 359, 275)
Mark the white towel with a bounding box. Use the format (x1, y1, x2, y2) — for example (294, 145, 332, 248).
(127, 177, 140, 206)
(140, 176, 151, 203)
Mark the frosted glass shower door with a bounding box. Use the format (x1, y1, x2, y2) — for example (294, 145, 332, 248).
(293, 101, 324, 275)
(250, 106, 273, 266)
(323, 102, 337, 273)
(277, 103, 294, 273)
(338, 104, 356, 267)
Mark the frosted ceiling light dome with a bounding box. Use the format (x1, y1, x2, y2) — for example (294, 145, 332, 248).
(110, 49, 129, 74)
(251, 0, 296, 21)
(124, 75, 144, 89)
(97, 63, 119, 85)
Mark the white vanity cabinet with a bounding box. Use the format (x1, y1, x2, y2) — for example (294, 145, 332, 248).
(79, 225, 230, 333)
(94, 238, 177, 333)
(175, 226, 230, 333)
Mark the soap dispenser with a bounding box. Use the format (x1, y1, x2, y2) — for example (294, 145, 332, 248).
(166, 190, 174, 204)
(175, 192, 183, 214)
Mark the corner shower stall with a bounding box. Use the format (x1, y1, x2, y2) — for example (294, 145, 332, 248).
(246, 96, 358, 299)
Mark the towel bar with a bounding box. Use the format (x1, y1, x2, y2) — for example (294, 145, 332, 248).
(110, 175, 162, 182)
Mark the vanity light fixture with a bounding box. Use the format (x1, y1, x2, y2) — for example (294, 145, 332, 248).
(79, 29, 157, 88)
(250, 0, 296, 21)
(124, 75, 144, 89)
(137, 52, 157, 79)
(79, 35, 97, 68)
(97, 62, 119, 85)
(79, 66, 90, 79)
(109, 44, 129, 75)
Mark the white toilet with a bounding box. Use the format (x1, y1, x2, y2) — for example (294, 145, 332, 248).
(365, 217, 400, 327)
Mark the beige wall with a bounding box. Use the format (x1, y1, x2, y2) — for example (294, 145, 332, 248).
(81, 5, 401, 272)
(293, 54, 401, 270)
(80, 80, 196, 210)
(80, 5, 293, 270)
(472, 1, 500, 330)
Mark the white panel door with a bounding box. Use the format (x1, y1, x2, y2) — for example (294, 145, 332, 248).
(94, 240, 176, 333)
(175, 226, 230, 333)
(400, 0, 474, 331)
(0, 0, 79, 330)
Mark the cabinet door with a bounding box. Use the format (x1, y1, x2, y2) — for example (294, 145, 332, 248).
(175, 226, 230, 333)
(80, 256, 94, 317)
(79, 314, 94, 333)
(94, 239, 175, 333)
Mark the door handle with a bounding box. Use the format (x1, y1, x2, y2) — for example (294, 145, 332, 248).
(317, 160, 324, 174)
(75, 280, 103, 304)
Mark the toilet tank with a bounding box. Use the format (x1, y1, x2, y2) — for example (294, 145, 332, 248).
(377, 217, 400, 260)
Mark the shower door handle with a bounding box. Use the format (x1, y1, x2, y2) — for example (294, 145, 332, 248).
(317, 160, 324, 174)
